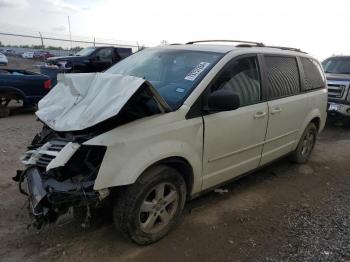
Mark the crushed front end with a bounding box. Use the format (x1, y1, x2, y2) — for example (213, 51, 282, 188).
(14, 129, 108, 229)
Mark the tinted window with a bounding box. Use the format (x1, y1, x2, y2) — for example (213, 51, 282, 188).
(301, 57, 325, 90)
(116, 48, 132, 58)
(209, 56, 261, 107)
(265, 56, 300, 99)
(97, 48, 113, 59)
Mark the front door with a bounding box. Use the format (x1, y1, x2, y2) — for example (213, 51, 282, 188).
(202, 55, 268, 189)
(92, 48, 114, 72)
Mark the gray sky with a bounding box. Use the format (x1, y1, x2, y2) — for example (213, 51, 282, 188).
(0, 0, 349, 60)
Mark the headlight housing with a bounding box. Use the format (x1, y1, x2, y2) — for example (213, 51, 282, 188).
(49, 145, 106, 181)
(58, 61, 71, 69)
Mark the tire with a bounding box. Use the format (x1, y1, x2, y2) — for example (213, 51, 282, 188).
(0, 106, 10, 118)
(290, 122, 317, 164)
(113, 165, 187, 245)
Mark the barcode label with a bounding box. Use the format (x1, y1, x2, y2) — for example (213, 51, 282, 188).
(184, 62, 211, 81)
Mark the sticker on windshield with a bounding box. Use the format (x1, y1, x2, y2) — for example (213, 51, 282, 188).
(184, 62, 211, 81)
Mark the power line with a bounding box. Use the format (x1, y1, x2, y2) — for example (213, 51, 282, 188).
(0, 32, 139, 48)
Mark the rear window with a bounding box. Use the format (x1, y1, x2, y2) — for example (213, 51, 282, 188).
(264, 56, 300, 99)
(301, 57, 325, 90)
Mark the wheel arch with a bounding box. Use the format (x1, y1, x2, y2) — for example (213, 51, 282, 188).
(310, 116, 321, 131)
(0, 86, 26, 102)
(294, 109, 323, 150)
(140, 157, 194, 200)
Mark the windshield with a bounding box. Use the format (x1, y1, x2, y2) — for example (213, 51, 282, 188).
(106, 48, 223, 109)
(76, 47, 96, 56)
(322, 57, 350, 74)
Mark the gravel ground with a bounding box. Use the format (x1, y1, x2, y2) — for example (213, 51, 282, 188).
(0, 112, 349, 261)
(2, 56, 42, 72)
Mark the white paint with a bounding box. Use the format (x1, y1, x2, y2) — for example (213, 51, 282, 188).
(46, 142, 80, 171)
(82, 46, 327, 196)
(36, 73, 146, 131)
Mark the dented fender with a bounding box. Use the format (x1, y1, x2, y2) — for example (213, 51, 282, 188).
(84, 109, 204, 195)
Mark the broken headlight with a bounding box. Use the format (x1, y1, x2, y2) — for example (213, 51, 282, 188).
(48, 145, 106, 182)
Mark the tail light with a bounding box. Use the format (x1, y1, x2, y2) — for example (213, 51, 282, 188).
(44, 79, 51, 89)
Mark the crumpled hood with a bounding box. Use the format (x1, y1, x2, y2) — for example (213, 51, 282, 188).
(36, 73, 164, 132)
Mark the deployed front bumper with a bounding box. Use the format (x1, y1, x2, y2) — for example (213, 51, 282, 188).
(16, 167, 100, 228)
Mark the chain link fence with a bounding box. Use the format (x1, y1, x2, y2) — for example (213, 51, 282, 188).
(0, 24, 142, 56)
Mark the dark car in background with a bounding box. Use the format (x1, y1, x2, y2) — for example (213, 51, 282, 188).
(0, 69, 51, 117)
(322, 56, 350, 119)
(33, 51, 55, 60)
(45, 46, 132, 73)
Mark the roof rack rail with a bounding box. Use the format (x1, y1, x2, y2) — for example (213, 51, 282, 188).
(264, 45, 307, 54)
(185, 40, 307, 53)
(186, 40, 265, 47)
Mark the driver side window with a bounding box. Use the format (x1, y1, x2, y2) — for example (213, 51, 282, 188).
(96, 48, 113, 60)
(210, 56, 261, 107)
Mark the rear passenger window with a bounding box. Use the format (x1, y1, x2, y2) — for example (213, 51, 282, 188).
(265, 56, 300, 99)
(300, 57, 325, 90)
(210, 56, 261, 107)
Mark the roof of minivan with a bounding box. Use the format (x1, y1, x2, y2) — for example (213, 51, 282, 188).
(159, 44, 311, 58)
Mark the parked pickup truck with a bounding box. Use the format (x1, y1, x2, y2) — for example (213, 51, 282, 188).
(0, 69, 51, 117)
(45, 46, 132, 73)
(322, 56, 350, 118)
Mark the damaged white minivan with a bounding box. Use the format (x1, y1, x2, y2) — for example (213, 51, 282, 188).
(15, 40, 327, 244)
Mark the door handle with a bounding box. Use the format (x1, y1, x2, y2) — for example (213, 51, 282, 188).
(254, 111, 267, 119)
(270, 107, 282, 115)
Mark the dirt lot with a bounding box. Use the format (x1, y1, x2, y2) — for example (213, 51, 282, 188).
(0, 112, 349, 262)
(2, 56, 42, 72)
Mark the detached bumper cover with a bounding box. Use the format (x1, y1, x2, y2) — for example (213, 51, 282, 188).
(26, 168, 47, 214)
(17, 167, 99, 226)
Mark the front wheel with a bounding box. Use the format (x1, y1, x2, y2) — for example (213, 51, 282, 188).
(113, 165, 187, 245)
(291, 122, 317, 164)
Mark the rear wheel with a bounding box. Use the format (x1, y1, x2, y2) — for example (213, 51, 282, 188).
(0, 98, 11, 118)
(113, 165, 186, 245)
(291, 122, 317, 164)
(0, 106, 10, 118)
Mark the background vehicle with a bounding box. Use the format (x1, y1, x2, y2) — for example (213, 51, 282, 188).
(0, 53, 8, 65)
(0, 69, 51, 117)
(33, 51, 54, 60)
(322, 56, 350, 118)
(5, 49, 16, 56)
(22, 51, 34, 59)
(45, 46, 132, 73)
(16, 41, 327, 245)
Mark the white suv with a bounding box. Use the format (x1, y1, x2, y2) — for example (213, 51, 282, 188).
(15, 40, 327, 244)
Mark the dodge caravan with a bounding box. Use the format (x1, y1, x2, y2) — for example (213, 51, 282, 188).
(14, 40, 327, 245)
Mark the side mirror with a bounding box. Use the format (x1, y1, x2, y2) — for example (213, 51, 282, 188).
(207, 89, 240, 112)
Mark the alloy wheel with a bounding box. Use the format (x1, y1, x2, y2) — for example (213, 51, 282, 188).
(139, 183, 179, 234)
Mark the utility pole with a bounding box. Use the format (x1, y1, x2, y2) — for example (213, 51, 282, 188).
(68, 16, 72, 51)
(38, 31, 44, 48)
